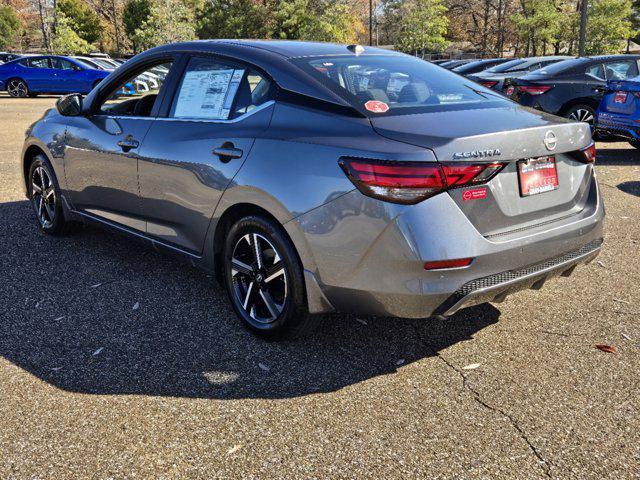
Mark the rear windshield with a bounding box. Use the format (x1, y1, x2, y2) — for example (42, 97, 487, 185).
(531, 58, 584, 76)
(291, 54, 509, 117)
(485, 59, 527, 73)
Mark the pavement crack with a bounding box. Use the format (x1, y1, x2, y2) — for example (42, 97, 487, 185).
(437, 353, 553, 478)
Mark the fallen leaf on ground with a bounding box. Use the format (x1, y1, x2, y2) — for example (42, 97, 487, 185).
(90, 283, 102, 288)
(227, 444, 243, 455)
(613, 298, 630, 305)
(355, 318, 368, 326)
(462, 363, 481, 370)
(258, 362, 270, 372)
(622, 333, 633, 341)
(92, 347, 104, 356)
(132, 302, 140, 310)
(596, 261, 606, 268)
(596, 344, 617, 354)
(53, 316, 65, 321)
(396, 359, 405, 366)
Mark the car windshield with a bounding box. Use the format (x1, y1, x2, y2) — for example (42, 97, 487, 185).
(485, 59, 526, 73)
(292, 54, 509, 117)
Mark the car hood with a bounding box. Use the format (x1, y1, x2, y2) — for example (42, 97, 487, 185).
(369, 104, 591, 160)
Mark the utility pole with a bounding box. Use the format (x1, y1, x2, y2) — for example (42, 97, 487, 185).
(578, 0, 588, 56)
(369, 0, 373, 46)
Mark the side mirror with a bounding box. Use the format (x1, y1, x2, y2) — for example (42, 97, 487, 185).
(56, 93, 83, 117)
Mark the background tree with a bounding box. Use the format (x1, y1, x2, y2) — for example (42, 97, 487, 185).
(123, 0, 150, 52)
(131, 0, 196, 49)
(584, 0, 635, 54)
(0, 4, 21, 50)
(196, 0, 269, 39)
(50, 10, 93, 52)
(56, 0, 102, 45)
(390, 0, 448, 54)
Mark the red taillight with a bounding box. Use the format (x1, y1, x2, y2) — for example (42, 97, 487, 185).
(339, 158, 506, 205)
(568, 143, 596, 164)
(517, 85, 552, 95)
(480, 81, 498, 88)
(424, 258, 473, 270)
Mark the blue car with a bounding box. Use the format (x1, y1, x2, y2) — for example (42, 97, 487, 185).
(0, 55, 110, 98)
(595, 76, 640, 148)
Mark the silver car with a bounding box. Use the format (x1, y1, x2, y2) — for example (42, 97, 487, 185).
(21, 41, 604, 338)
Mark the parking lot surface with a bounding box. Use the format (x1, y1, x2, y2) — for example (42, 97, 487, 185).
(0, 95, 639, 479)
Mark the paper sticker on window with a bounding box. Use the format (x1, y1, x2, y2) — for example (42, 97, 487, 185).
(364, 100, 389, 113)
(173, 68, 245, 120)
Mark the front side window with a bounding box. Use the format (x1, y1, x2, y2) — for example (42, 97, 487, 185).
(99, 61, 173, 117)
(169, 56, 274, 121)
(51, 58, 77, 70)
(293, 54, 509, 117)
(28, 58, 51, 69)
(605, 61, 639, 80)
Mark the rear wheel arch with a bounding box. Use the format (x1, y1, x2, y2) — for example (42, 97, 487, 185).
(213, 203, 294, 284)
(559, 98, 599, 117)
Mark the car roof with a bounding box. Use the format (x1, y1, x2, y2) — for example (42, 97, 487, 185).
(149, 40, 403, 59)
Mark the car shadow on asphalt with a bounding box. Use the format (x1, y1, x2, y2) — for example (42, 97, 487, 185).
(595, 147, 640, 165)
(617, 181, 640, 197)
(0, 200, 500, 400)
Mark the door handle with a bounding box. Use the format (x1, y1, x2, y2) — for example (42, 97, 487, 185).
(213, 143, 243, 162)
(117, 135, 139, 152)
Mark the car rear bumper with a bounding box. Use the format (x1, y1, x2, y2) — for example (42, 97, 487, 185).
(291, 171, 604, 319)
(595, 113, 640, 140)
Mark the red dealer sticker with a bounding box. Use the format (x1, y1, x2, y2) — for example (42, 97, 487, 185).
(364, 100, 389, 113)
(462, 187, 487, 202)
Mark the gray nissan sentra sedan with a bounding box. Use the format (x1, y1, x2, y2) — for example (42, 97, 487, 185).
(21, 40, 604, 338)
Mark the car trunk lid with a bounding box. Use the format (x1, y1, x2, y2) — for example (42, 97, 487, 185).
(370, 105, 595, 237)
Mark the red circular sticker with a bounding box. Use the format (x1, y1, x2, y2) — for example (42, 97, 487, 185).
(364, 100, 389, 113)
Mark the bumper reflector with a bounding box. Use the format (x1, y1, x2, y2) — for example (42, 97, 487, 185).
(424, 258, 474, 270)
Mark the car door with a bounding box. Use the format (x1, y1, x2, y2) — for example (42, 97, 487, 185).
(583, 62, 607, 99)
(137, 55, 276, 253)
(63, 58, 176, 232)
(50, 57, 85, 92)
(25, 57, 55, 91)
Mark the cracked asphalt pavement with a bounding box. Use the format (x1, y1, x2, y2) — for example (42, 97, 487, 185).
(1, 96, 639, 479)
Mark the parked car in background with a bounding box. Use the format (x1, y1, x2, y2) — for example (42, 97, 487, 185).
(430, 59, 451, 65)
(440, 59, 475, 69)
(510, 55, 640, 126)
(21, 40, 603, 338)
(469, 56, 571, 92)
(594, 75, 640, 147)
(0, 55, 109, 97)
(0, 52, 22, 64)
(451, 58, 512, 76)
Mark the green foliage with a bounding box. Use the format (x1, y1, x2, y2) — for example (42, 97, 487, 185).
(57, 0, 102, 45)
(123, 0, 152, 52)
(512, 0, 563, 55)
(392, 0, 448, 53)
(0, 5, 21, 51)
(274, 0, 362, 43)
(196, 0, 269, 39)
(51, 12, 93, 54)
(585, 0, 635, 54)
(131, 0, 197, 50)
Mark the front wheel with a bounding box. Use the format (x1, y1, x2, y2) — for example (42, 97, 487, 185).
(28, 155, 74, 235)
(565, 104, 595, 126)
(223, 215, 311, 338)
(7, 78, 29, 98)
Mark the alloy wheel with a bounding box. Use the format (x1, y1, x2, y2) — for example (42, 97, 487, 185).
(31, 166, 56, 228)
(8, 80, 27, 98)
(230, 233, 287, 324)
(568, 108, 594, 124)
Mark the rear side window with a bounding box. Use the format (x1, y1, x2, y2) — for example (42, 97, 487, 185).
(292, 54, 509, 117)
(605, 61, 639, 80)
(586, 64, 605, 80)
(51, 58, 77, 70)
(169, 56, 274, 121)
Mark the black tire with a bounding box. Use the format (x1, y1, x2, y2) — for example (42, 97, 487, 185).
(565, 104, 596, 126)
(7, 78, 29, 98)
(27, 155, 75, 236)
(223, 215, 311, 339)
(629, 139, 640, 149)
